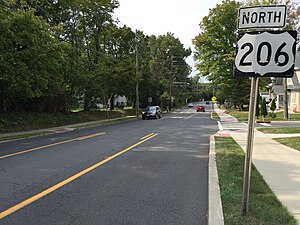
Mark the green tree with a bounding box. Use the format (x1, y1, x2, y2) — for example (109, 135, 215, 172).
(0, 4, 65, 112)
(193, 0, 251, 110)
(149, 32, 191, 109)
(270, 98, 277, 118)
(245, 0, 300, 33)
(260, 97, 268, 121)
(256, 92, 261, 119)
(0, 0, 194, 113)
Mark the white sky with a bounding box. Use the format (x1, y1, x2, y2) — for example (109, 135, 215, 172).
(114, 0, 222, 80)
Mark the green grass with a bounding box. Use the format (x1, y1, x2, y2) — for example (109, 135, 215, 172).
(226, 109, 300, 122)
(257, 127, 300, 151)
(0, 131, 52, 142)
(273, 137, 300, 152)
(215, 136, 297, 225)
(0, 109, 136, 133)
(257, 127, 300, 134)
(211, 111, 220, 120)
(271, 112, 300, 121)
(225, 110, 249, 121)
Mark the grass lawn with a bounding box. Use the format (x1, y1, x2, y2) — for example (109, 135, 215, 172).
(273, 137, 300, 152)
(257, 127, 300, 134)
(0, 109, 136, 133)
(225, 109, 300, 122)
(0, 131, 52, 142)
(271, 112, 300, 121)
(211, 111, 220, 120)
(215, 136, 297, 225)
(224, 109, 249, 121)
(257, 127, 300, 152)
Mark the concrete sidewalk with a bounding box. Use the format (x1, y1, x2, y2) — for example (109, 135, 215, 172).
(215, 107, 300, 223)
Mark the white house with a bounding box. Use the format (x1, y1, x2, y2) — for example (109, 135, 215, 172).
(288, 52, 300, 112)
(271, 51, 300, 112)
(114, 95, 127, 107)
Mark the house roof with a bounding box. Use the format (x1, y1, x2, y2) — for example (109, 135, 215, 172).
(286, 51, 300, 89)
(268, 52, 300, 94)
(272, 85, 284, 94)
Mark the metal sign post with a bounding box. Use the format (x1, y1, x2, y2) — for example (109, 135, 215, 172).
(241, 76, 259, 216)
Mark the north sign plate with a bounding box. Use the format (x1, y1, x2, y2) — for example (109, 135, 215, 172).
(238, 5, 286, 29)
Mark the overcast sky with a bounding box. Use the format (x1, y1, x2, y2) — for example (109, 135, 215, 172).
(113, 0, 222, 80)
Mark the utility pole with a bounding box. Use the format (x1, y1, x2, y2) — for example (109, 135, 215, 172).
(169, 55, 173, 111)
(283, 78, 288, 120)
(135, 30, 139, 118)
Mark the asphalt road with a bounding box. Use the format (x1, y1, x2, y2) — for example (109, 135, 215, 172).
(0, 105, 218, 225)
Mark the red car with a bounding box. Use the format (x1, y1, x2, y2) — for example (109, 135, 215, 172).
(196, 105, 205, 112)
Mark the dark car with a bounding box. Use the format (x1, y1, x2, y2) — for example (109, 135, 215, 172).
(142, 106, 161, 119)
(196, 105, 205, 112)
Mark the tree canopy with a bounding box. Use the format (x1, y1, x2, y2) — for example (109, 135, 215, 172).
(193, 0, 299, 109)
(193, 0, 251, 109)
(0, 0, 192, 112)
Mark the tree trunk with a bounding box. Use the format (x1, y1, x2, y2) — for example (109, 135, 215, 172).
(109, 94, 115, 110)
(84, 91, 92, 111)
(238, 103, 243, 111)
(0, 86, 8, 112)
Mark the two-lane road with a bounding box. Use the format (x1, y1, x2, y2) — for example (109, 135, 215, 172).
(0, 106, 218, 225)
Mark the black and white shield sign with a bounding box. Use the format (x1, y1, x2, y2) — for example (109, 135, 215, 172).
(234, 31, 297, 77)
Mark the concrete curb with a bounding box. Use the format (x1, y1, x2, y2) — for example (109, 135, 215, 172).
(208, 135, 224, 225)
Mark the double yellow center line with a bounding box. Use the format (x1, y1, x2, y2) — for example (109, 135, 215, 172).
(0, 132, 158, 220)
(0, 132, 105, 159)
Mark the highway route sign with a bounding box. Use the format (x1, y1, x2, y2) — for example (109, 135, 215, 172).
(234, 31, 297, 77)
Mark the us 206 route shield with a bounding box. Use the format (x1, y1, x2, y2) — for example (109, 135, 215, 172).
(234, 30, 297, 77)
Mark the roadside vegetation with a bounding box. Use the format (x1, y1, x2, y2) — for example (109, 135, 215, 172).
(0, 1, 209, 115)
(226, 109, 300, 122)
(273, 137, 300, 152)
(0, 131, 52, 142)
(215, 136, 297, 225)
(257, 127, 300, 134)
(224, 109, 249, 121)
(0, 108, 136, 133)
(211, 111, 220, 120)
(271, 112, 300, 121)
(256, 127, 300, 152)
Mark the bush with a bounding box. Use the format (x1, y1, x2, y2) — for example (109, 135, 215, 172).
(270, 98, 277, 118)
(260, 98, 268, 121)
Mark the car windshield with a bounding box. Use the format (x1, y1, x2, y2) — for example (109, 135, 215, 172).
(147, 106, 156, 112)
